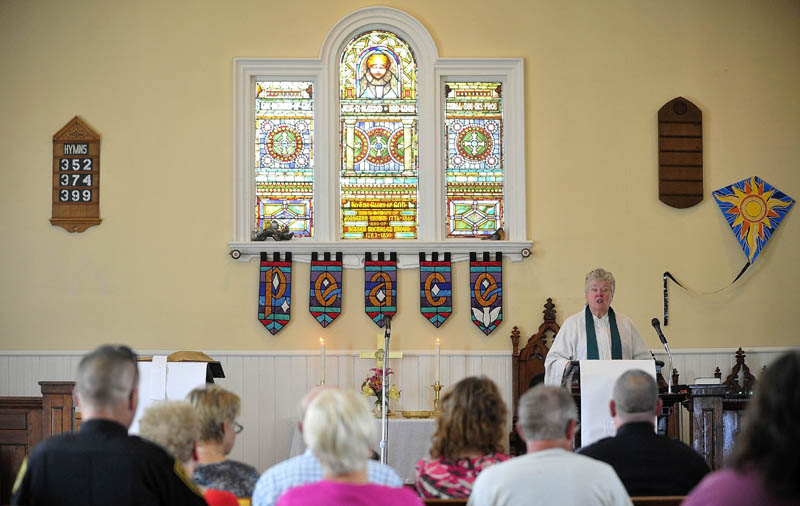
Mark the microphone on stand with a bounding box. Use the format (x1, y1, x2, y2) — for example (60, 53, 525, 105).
(651, 318, 674, 393)
(379, 313, 393, 465)
(383, 314, 392, 338)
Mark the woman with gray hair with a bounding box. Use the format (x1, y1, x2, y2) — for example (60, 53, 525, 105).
(276, 388, 422, 506)
(544, 267, 651, 385)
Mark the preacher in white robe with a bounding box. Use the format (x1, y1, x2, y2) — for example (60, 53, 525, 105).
(544, 306, 652, 386)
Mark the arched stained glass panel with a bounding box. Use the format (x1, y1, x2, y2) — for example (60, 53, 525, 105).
(445, 82, 504, 237)
(339, 30, 418, 239)
(254, 81, 314, 237)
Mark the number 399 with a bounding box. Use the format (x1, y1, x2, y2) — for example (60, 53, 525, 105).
(59, 189, 92, 202)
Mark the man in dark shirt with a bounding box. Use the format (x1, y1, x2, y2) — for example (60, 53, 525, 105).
(11, 345, 207, 506)
(579, 369, 710, 496)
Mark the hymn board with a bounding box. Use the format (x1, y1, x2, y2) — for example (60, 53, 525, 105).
(51, 116, 101, 232)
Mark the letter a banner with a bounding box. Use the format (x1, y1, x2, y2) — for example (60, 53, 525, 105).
(309, 252, 343, 328)
(365, 252, 397, 327)
(470, 252, 502, 335)
(419, 252, 452, 328)
(258, 252, 292, 335)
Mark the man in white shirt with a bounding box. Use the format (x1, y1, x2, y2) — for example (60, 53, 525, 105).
(468, 385, 632, 506)
(544, 268, 651, 386)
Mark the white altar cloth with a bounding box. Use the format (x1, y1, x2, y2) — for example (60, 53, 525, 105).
(288, 417, 436, 484)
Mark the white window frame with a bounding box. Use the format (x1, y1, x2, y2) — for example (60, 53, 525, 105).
(230, 7, 530, 268)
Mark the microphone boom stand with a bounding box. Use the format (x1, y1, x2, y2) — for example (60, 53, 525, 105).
(379, 314, 391, 465)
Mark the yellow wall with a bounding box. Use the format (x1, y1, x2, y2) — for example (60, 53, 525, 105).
(1, 0, 798, 351)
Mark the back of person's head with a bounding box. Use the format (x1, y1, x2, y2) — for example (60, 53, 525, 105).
(186, 384, 240, 443)
(613, 369, 658, 423)
(431, 376, 507, 459)
(518, 385, 576, 442)
(75, 345, 138, 408)
(138, 401, 201, 465)
(731, 350, 800, 499)
(303, 388, 375, 476)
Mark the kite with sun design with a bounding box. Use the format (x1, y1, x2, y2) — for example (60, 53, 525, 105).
(712, 176, 794, 264)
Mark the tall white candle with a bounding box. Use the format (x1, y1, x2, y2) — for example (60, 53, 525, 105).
(320, 337, 326, 384)
(435, 338, 441, 383)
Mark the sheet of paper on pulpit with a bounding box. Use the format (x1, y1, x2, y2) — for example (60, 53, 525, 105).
(129, 358, 214, 434)
(579, 360, 656, 447)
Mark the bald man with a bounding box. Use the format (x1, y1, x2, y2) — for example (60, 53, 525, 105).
(579, 369, 709, 495)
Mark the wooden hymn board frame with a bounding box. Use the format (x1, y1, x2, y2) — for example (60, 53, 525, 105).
(51, 116, 101, 232)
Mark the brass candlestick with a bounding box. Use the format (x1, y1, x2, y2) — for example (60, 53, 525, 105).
(432, 381, 443, 414)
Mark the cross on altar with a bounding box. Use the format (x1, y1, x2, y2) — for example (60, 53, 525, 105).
(359, 332, 402, 368)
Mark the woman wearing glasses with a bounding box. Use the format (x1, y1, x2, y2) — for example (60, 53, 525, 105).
(187, 384, 260, 499)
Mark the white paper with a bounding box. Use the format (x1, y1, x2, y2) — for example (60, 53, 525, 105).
(579, 360, 655, 447)
(130, 361, 210, 434)
(149, 355, 168, 400)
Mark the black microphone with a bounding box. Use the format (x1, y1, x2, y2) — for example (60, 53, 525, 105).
(651, 318, 668, 345)
(383, 314, 392, 336)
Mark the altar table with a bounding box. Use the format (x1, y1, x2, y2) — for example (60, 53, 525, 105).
(288, 417, 436, 484)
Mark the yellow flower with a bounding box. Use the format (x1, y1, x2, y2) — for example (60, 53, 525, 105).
(387, 384, 401, 401)
(362, 384, 374, 397)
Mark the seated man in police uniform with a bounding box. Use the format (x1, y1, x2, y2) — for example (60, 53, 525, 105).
(12, 345, 207, 506)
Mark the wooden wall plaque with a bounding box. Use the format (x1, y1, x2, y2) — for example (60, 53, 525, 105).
(658, 97, 703, 208)
(51, 116, 101, 232)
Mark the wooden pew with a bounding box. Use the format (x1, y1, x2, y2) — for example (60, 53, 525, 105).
(0, 381, 75, 504)
(631, 496, 685, 506)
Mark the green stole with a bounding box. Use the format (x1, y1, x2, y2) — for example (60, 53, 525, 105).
(585, 305, 623, 360)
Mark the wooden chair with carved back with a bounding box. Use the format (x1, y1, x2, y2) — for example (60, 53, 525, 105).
(509, 298, 560, 455)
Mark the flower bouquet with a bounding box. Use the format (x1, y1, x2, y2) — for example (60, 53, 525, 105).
(361, 367, 401, 417)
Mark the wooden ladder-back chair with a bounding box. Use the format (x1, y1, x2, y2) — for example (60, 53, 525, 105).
(509, 298, 560, 455)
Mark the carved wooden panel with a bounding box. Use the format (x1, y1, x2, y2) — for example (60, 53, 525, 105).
(658, 97, 703, 208)
(51, 116, 101, 232)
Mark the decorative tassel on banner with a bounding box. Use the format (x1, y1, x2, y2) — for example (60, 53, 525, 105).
(258, 252, 292, 335)
(365, 252, 397, 327)
(310, 252, 343, 328)
(470, 252, 503, 335)
(419, 252, 452, 328)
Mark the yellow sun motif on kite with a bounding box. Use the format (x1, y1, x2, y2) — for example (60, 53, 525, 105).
(713, 176, 794, 263)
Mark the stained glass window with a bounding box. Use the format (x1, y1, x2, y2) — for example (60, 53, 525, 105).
(339, 30, 418, 239)
(445, 82, 504, 238)
(254, 81, 314, 237)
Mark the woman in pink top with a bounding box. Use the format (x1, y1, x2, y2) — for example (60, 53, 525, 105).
(415, 376, 510, 498)
(276, 388, 422, 506)
(683, 350, 800, 506)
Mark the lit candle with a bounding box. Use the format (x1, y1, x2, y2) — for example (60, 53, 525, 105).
(435, 338, 441, 384)
(320, 337, 326, 384)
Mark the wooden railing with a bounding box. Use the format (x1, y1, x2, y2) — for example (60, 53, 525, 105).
(0, 381, 75, 504)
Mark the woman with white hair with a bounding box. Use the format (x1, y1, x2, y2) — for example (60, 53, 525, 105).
(276, 388, 422, 506)
(544, 267, 652, 385)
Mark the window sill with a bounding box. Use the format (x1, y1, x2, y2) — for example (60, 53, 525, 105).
(228, 239, 532, 268)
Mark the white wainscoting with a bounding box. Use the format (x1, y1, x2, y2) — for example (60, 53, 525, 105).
(0, 347, 792, 473)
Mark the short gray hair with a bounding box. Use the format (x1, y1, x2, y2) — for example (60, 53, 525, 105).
(76, 345, 139, 407)
(518, 385, 577, 441)
(138, 401, 201, 463)
(613, 369, 658, 416)
(303, 389, 375, 475)
(585, 268, 616, 295)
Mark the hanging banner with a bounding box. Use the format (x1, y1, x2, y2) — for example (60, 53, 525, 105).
(365, 252, 397, 327)
(470, 252, 503, 335)
(419, 252, 452, 328)
(309, 252, 343, 328)
(258, 252, 292, 335)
